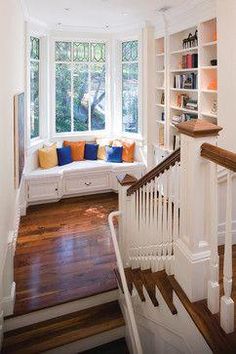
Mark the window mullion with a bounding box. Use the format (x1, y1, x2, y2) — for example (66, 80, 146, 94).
(71, 62, 74, 133)
(88, 61, 91, 131)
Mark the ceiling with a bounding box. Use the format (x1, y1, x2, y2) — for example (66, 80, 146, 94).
(23, 0, 201, 31)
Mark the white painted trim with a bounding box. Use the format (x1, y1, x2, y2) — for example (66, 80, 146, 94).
(44, 326, 125, 354)
(218, 220, 236, 245)
(2, 282, 16, 317)
(4, 289, 118, 332)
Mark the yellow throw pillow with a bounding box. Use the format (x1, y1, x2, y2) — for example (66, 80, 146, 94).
(38, 144, 58, 169)
(96, 138, 113, 160)
(113, 139, 135, 163)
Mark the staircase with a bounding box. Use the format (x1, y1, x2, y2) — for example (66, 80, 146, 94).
(109, 120, 236, 354)
(2, 301, 127, 354)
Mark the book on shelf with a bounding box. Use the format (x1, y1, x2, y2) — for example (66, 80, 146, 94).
(174, 73, 198, 89)
(181, 53, 198, 69)
(173, 134, 181, 151)
(161, 112, 165, 121)
(171, 113, 198, 125)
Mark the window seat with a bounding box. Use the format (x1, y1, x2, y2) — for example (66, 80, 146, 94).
(24, 160, 146, 205)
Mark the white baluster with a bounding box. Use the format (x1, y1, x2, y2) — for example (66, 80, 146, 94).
(167, 167, 174, 275)
(157, 174, 164, 270)
(220, 170, 234, 333)
(152, 177, 159, 272)
(162, 170, 168, 269)
(207, 162, 220, 314)
(149, 180, 155, 270)
(173, 163, 180, 243)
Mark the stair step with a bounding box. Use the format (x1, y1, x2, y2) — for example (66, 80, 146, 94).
(2, 301, 124, 354)
(80, 338, 129, 354)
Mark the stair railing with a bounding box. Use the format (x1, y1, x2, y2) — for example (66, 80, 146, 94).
(118, 148, 181, 275)
(108, 211, 143, 354)
(201, 142, 236, 334)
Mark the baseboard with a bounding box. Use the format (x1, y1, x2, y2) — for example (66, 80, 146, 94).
(2, 282, 16, 317)
(4, 289, 119, 332)
(43, 326, 125, 354)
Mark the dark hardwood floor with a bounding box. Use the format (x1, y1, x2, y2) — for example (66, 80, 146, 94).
(13, 193, 118, 316)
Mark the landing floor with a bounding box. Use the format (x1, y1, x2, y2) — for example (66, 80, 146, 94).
(13, 193, 118, 316)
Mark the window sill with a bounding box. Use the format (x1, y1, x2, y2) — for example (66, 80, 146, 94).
(28, 138, 44, 152)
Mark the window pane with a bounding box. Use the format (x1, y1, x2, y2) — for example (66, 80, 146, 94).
(122, 63, 138, 133)
(73, 42, 89, 62)
(30, 61, 40, 139)
(73, 64, 89, 131)
(55, 64, 71, 133)
(122, 40, 138, 62)
(30, 37, 40, 60)
(90, 43, 106, 63)
(90, 63, 106, 130)
(55, 42, 72, 62)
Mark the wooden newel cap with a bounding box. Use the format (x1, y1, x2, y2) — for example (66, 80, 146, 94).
(117, 173, 138, 186)
(177, 119, 223, 137)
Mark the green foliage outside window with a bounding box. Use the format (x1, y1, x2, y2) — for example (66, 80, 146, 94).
(55, 41, 106, 133)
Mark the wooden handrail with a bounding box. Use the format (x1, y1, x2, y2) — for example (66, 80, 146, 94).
(201, 143, 236, 172)
(127, 148, 181, 196)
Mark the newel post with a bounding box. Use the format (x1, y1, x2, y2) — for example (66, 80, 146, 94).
(175, 120, 222, 302)
(117, 174, 138, 267)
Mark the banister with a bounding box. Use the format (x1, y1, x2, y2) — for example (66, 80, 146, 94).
(201, 143, 236, 172)
(127, 148, 181, 196)
(108, 211, 143, 354)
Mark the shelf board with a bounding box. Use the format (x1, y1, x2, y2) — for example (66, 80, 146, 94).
(170, 88, 198, 92)
(171, 68, 198, 73)
(156, 53, 164, 57)
(170, 106, 198, 114)
(202, 40, 217, 47)
(155, 103, 165, 108)
(156, 87, 165, 90)
(156, 120, 165, 125)
(201, 89, 217, 93)
(201, 112, 217, 119)
(200, 66, 217, 70)
(170, 46, 198, 55)
(156, 70, 165, 73)
(170, 123, 177, 128)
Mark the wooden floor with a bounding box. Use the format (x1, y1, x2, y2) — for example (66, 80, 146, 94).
(13, 193, 118, 316)
(81, 338, 129, 354)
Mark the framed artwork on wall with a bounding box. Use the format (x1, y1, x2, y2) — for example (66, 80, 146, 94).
(14, 92, 25, 189)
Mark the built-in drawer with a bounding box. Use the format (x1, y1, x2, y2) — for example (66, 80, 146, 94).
(64, 171, 110, 195)
(27, 177, 61, 202)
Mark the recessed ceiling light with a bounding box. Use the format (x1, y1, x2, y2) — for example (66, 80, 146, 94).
(64, 7, 70, 11)
(122, 12, 129, 16)
(57, 22, 62, 26)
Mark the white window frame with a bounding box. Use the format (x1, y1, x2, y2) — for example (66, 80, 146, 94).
(27, 23, 49, 148)
(51, 37, 111, 139)
(113, 32, 143, 140)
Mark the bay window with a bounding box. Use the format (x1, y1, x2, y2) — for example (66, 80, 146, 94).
(121, 40, 139, 134)
(55, 41, 106, 134)
(30, 36, 40, 139)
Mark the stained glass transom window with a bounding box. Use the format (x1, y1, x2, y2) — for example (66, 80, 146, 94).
(122, 40, 138, 62)
(55, 41, 106, 133)
(122, 40, 139, 133)
(30, 36, 40, 139)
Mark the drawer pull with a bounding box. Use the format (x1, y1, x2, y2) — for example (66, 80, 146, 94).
(85, 182, 92, 186)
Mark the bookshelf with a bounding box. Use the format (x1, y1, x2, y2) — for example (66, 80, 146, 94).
(153, 17, 217, 163)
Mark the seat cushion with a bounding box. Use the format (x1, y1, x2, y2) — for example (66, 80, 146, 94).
(63, 140, 85, 161)
(38, 144, 58, 169)
(105, 146, 123, 163)
(84, 144, 98, 160)
(57, 146, 73, 166)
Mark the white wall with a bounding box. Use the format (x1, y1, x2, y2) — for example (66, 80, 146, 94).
(0, 0, 25, 324)
(217, 0, 236, 152)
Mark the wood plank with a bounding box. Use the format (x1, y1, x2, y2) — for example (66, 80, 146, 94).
(3, 301, 124, 354)
(80, 338, 129, 354)
(13, 193, 118, 316)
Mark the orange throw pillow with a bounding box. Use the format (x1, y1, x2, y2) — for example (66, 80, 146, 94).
(113, 139, 135, 163)
(63, 141, 85, 161)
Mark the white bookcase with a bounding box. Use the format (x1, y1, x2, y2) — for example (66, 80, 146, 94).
(154, 18, 217, 163)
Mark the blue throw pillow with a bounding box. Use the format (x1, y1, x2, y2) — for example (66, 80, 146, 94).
(105, 146, 123, 163)
(84, 144, 98, 160)
(57, 146, 73, 166)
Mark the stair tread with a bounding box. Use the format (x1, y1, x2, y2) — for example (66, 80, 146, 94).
(2, 301, 124, 354)
(80, 338, 129, 354)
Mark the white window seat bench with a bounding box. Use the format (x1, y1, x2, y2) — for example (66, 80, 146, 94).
(24, 160, 146, 205)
